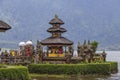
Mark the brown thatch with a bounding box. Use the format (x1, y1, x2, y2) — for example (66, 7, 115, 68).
(47, 27, 67, 32)
(49, 15, 64, 25)
(41, 37, 73, 46)
(0, 20, 11, 32)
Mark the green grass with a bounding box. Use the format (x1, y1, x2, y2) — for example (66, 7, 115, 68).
(30, 73, 68, 78)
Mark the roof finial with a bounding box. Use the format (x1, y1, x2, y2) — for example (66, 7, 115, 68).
(55, 14, 58, 18)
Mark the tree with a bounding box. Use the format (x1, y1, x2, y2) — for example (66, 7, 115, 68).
(90, 41, 99, 53)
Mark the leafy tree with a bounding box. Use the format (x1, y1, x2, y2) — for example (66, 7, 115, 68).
(90, 41, 99, 53)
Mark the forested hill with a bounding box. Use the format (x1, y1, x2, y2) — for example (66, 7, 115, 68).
(0, 0, 120, 50)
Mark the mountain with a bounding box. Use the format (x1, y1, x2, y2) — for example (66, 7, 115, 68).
(0, 0, 120, 50)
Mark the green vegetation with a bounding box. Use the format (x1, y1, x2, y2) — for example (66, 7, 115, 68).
(30, 73, 66, 78)
(0, 61, 117, 79)
(0, 65, 31, 80)
(0, 64, 7, 68)
(28, 62, 117, 75)
(90, 41, 99, 53)
(107, 62, 118, 73)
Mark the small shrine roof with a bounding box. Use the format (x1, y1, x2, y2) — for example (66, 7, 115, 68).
(41, 37, 73, 46)
(49, 15, 64, 25)
(0, 20, 11, 32)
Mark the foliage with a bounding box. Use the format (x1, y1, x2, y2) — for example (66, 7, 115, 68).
(28, 63, 113, 75)
(90, 41, 99, 52)
(0, 66, 31, 80)
(107, 62, 118, 73)
(0, 64, 7, 68)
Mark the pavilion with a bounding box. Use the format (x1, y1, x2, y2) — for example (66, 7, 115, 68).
(40, 15, 73, 63)
(0, 20, 11, 32)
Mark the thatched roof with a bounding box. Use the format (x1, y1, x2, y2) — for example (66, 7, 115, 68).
(0, 20, 11, 32)
(49, 15, 64, 25)
(41, 37, 73, 46)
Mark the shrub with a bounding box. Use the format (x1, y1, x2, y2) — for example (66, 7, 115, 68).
(0, 64, 7, 68)
(0, 66, 31, 80)
(28, 63, 111, 75)
(107, 62, 118, 73)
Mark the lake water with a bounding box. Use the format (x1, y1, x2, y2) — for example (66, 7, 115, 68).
(32, 51, 120, 80)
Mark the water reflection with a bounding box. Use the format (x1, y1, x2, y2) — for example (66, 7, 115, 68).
(31, 51, 120, 80)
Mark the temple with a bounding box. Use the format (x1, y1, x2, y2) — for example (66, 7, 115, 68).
(0, 16, 106, 65)
(40, 15, 74, 63)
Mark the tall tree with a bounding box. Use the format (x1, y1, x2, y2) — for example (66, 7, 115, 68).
(90, 41, 99, 53)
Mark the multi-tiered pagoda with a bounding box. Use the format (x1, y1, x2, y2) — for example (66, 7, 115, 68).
(41, 15, 73, 58)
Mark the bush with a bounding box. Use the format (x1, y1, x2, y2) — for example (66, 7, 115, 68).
(28, 63, 111, 75)
(107, 62, 118, 73)
(0, 64, 7, 68)
(0, 66, 31, 80)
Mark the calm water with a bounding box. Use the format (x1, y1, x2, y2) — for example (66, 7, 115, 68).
(32, 51, 120, 80)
